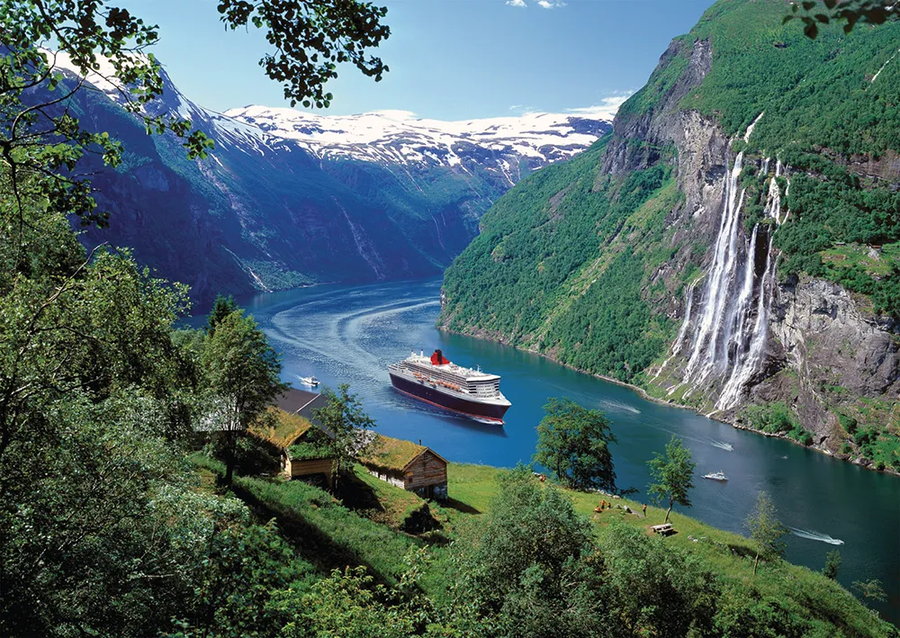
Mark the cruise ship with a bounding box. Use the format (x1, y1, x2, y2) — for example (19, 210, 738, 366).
(388, 350, 511, 424)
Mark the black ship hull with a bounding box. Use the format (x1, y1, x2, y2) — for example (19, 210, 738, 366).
(389, 372, 510, 424)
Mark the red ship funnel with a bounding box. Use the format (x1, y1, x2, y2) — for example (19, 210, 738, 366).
(430, 349, 450, 365)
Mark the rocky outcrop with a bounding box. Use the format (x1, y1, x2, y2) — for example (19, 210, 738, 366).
(622, 36, 900, 461)
(748, 277, 900, 452)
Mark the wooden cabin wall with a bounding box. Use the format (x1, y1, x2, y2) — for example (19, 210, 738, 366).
(403, 452, 447, 491)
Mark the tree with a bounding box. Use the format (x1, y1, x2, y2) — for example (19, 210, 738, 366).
(273, 566, 417, 638)
(313, 383, 376, 486)
(746, 491, 787, 576)
(459, 466, 595, 638)
(646, 436, 696, 524)
(532, 397, 617, 492)
(823, 550, 842, 580)
(785, 0, 896, 39)
(852, 579, 888, 604)
(206, 294, 239, 336)
(202, 309, 287, 485)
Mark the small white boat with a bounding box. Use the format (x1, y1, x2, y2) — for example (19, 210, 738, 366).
(703, 471, 728, 482)
(299, 375, 319, 387)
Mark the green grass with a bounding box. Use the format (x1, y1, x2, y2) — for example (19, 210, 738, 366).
(189, 454, 893, 635)
(821, 243, 900, 279)
(438, 463, 893, 637)
(348, 464, 429, 529)
(190, 454, 419, 584)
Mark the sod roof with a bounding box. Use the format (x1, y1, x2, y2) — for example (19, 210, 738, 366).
(249, 407, 313, 449)
(359, 434, 445, 473)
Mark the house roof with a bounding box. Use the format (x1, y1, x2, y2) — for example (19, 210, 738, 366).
(359, 434, 447, 473)
(249, 407, 313, 449)
(276, 388, 323, 416)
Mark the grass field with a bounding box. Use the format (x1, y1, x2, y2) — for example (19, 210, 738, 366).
(191, 455, 891, 636)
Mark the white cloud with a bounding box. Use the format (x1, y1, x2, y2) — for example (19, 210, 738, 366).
(505, 0, 527, 7)
(537, 0, 566, 8)
(565, 94, 633, 120)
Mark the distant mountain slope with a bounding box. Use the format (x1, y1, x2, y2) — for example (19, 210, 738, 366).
(53, 54, 612, 305)
(440, 0, 899, 470)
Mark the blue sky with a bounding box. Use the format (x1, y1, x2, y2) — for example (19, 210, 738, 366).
(126, 0, 717, 121)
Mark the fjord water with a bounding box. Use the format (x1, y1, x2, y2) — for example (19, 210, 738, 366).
(242, 278, 899, 622)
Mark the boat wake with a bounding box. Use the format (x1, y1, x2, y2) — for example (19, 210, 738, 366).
(789, 527, 845, 546)
(599, 400, 641, 415)
(710, 440, 734, 451)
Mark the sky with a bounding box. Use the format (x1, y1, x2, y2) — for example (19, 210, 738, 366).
(124, 0, 718, 121)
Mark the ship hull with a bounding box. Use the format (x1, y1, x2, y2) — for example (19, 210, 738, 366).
(389, 372, 510, 424)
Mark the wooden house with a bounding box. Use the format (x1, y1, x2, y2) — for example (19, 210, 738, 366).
(250, 405, 336, 489)
(360, 434, 448, 501)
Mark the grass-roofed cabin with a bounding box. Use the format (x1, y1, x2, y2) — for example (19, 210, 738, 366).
(360, 434, 448, 501)
(250, 407, 336, 489)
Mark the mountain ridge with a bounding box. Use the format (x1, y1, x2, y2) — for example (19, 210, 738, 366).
(51, 53, 614, 306)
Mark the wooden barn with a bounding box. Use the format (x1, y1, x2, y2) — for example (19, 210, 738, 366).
(360, 434, 448, 501)
(250, 403, 336, 489)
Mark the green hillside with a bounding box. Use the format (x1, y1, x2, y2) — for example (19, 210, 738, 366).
(187, 457, 895, 637)
(439, 0, 900, 465)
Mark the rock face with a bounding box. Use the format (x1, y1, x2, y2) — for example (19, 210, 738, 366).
(625, 47, 900, 458)
(757, 278, 900, 450)
(625, 37, 900, 458)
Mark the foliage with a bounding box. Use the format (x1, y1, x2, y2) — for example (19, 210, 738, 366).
(202, 308, 288, 484)
(533, 397, 617, 492)
(647, 436, 696, 523)
(272, 566, 418, 638)
(166, 521, 315, 638)
(784, 0, 897, 39)
(598, 523, 720, 637)
(206, 294, 238, 336)
(853, 579, 888, 603)
(216, 0, 390, 109)
(440, 138, 674, 383)
(682, 1, 900, 318)
(746, 491, 788, 576)
(823, 550, 842, 580)
(455, 466, 597, 638)
(742, 402, 813, 444)
(314, 384, 377, 484)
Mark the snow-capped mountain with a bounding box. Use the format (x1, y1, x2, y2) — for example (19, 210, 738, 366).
(225, 106, 610, 179)
(51, 54, 615, 303)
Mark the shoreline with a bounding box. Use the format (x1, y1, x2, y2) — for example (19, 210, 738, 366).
(437, 325, 899, 478)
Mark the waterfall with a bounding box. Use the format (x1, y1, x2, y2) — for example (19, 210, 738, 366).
(659, 145, 790, 411)
(718, 233, 775, 410)
(683, 153, 746, 383)
(653, 276, 701, 381)
(721, 223, 759, 366)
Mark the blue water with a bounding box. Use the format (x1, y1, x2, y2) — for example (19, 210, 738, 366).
(237, 277, 899, 623)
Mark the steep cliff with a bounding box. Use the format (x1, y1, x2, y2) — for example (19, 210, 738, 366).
(439, 0, 900, 469)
